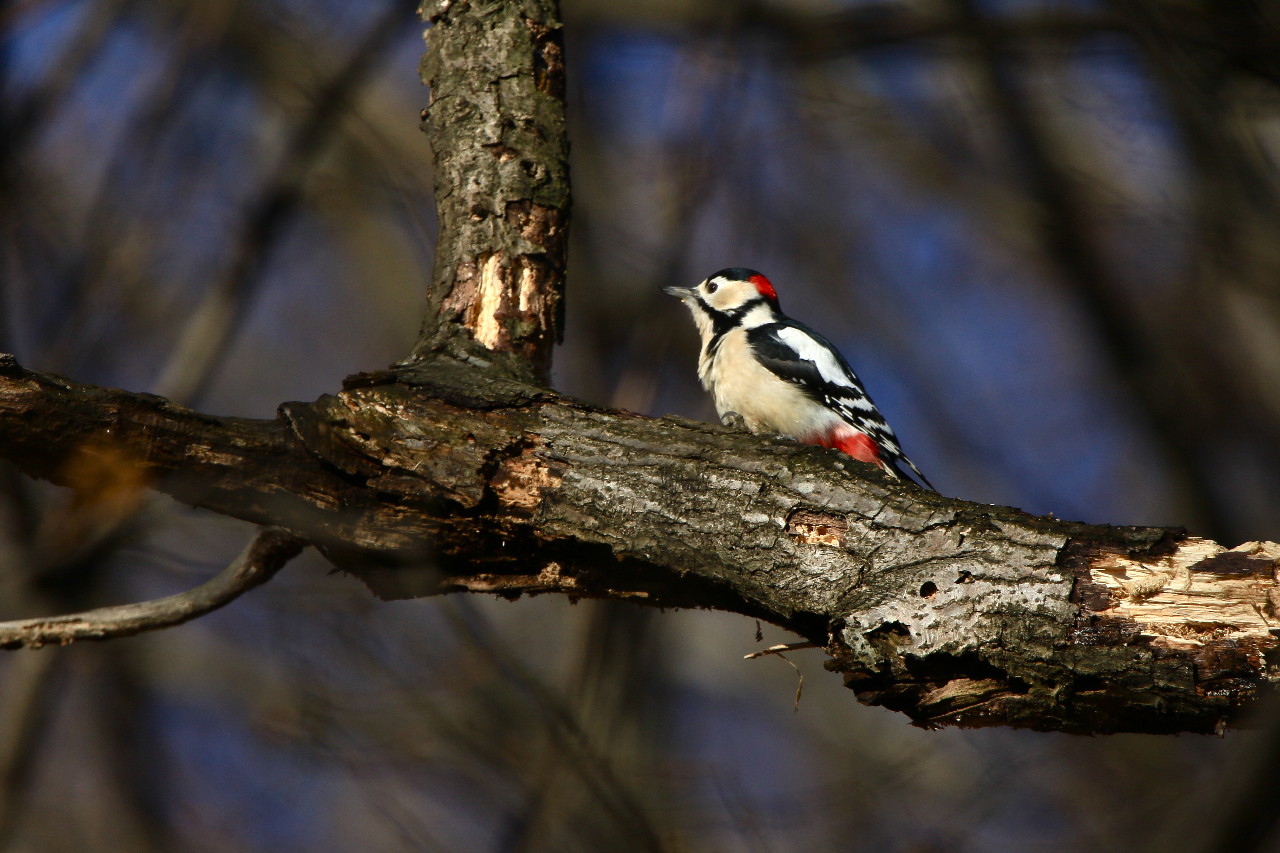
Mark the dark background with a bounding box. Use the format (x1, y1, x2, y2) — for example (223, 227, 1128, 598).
(3, 0, 1280, 849)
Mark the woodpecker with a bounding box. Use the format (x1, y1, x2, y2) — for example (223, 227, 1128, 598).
(664, 268, 933, 489)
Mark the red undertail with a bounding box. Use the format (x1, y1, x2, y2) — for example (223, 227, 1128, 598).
(809, 427, 882, 466)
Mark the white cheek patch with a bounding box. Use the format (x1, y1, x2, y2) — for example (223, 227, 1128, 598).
(775, 327, 852, 388)
(738, 302, 774, 329)
(706, 281, 756, 313)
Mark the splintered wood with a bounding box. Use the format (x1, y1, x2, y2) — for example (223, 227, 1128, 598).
(492, 449, 562, 515)
(1088, 538, 1280, 643)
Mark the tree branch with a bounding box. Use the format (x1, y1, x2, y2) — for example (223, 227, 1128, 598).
(0, 527, 306, 649)
(2, 351, 1277, 732)
(411, 0, 570, 382)
(3, 0, 1276, 737)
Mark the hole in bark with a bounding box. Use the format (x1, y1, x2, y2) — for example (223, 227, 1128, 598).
(955, 571, 974, 584)
(864, 621, 911, 649)
(920, 581, 938, 598)
(1074, 674, 1109, 693)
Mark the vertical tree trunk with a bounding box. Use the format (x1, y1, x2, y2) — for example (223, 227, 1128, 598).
(412, 0, 570, 383)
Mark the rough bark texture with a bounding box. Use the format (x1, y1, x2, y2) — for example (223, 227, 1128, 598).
(2, 351, 1277, 734)
(411, 0, 569, 383)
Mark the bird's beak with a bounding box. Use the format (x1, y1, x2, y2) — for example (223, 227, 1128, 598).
(663, 285, 695, 301)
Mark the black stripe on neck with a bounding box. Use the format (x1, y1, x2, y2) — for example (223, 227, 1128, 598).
(699, 296, 766, 361)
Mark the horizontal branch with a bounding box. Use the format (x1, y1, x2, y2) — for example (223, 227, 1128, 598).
(1, 351, 1277, 732)
(0, 528, 305, 649)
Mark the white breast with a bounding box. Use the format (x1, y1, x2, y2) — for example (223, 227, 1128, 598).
(699, 329, 842, 440)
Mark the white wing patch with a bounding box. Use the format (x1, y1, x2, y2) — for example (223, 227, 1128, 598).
(775, 326, 854, 389)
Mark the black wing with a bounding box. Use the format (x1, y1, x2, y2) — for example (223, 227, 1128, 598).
(746, 321, 935, 490)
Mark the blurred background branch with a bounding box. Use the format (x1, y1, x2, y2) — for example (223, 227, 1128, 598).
(152, 1, 407, 405)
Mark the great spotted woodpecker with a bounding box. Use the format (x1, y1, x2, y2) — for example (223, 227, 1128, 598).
(664, 268, 933, 489)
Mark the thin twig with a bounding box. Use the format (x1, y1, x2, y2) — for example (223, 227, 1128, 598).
(742, 641, 817, 660)
(744, 642, 816, 712)
(0, 528, 306, 650)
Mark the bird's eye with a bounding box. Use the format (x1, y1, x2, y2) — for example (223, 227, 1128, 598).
(706, 281, 719, 294)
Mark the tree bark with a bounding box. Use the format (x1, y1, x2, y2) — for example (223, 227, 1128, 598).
(2, 351, 1277, 734)
(1, 0, 1277, 736)
(411, 0, 569, 383)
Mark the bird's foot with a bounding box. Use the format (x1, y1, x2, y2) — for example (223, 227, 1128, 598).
(720, 411, 749, 431)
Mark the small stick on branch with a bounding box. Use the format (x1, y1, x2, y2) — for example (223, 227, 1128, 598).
(745, 643, 813, 711)
(743, 642, 818, 660)
(0, 528, 306, 650)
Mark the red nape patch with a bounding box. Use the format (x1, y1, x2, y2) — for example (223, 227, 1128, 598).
(811, 429, 881, 465)
(749, 273, 778, 303)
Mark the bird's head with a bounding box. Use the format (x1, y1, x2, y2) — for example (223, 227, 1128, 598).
(663, 268, 780, 323)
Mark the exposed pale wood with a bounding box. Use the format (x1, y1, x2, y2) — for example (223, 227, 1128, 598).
(1088, 539, 1280, 641)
